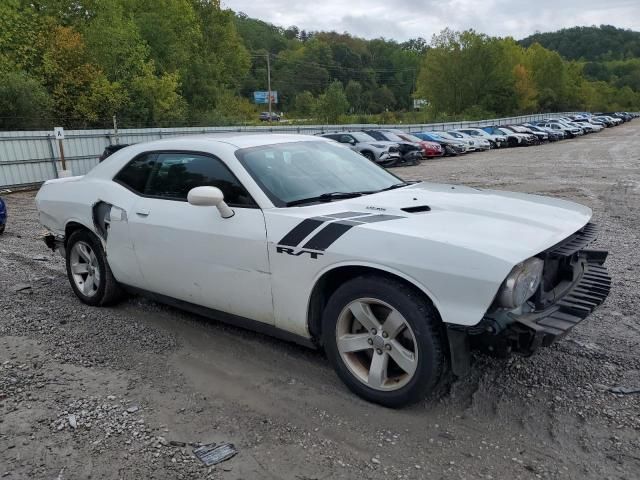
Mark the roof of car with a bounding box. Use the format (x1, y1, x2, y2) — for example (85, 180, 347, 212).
(119, 133, 329, 151)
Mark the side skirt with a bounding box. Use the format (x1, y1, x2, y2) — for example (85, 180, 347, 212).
(121, 285, 318, 350)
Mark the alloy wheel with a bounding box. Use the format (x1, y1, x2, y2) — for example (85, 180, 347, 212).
(69, 241, 100, 297)
(336, 298, 418, 391)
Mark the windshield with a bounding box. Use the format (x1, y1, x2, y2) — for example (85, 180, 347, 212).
(400, 133, 423, 142)
(437, 132, 455, 140)
(379, 132, 405, 142)
(350, 132, 377, 142)
(447, 132, 463, 138)
(235, 141, 404, 207)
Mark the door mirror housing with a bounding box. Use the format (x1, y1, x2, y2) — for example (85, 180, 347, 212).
(187, 186, 234, 218)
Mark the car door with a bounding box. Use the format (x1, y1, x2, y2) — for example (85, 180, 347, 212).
(119, 151, 274, 325)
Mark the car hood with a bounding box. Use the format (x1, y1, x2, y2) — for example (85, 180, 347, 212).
(280, 182, 591, 264)
(439, 138, 465, 146)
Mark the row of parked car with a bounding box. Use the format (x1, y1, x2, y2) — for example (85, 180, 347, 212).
(319, 111, 637, 167)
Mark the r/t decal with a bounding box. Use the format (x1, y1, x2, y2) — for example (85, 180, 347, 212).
(276, 246, 324, 259)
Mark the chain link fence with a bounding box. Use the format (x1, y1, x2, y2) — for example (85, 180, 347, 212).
(0, 113, 574, 189)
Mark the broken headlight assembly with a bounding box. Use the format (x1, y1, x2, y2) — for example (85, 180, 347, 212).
(496, 257, 544, 309)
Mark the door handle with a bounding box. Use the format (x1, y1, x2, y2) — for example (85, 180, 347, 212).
(135, 208, 150, 217)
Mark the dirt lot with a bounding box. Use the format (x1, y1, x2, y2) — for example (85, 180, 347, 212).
(1, 123, 639, 480)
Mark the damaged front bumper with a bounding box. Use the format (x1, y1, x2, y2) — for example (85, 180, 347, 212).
(495, 250, 611, 352)
(448, 223, 611, 376)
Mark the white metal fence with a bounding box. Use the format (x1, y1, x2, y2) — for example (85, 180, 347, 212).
(0, 113, 571, 188)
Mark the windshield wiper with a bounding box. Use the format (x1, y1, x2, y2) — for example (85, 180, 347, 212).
(377, 181, 413, 192)
(285, 182, 416, 207)
(285, 191, 365, 207)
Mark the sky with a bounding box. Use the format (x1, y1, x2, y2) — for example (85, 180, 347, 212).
(222, 0, 640, 42)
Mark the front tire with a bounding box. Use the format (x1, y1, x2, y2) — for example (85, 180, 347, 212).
(65, 229, 124, 306)
(322, 275, 446, 407)
(362, 151, 375, 162)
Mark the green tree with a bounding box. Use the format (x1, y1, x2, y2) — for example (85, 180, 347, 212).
(40, 25, 125, 126)
(316, 81, 349, 123)
(525, 43, 569, 111)
(345, 80, 363, 112)
(81, 1, 149, 82)
(184, 2, 250, 117)
(0, 0, 50, 75)
(127, 63, 187, 126)
(293, 91, 316, 117)
(123, 0, 200, 74)
(0, 70, 52, 130)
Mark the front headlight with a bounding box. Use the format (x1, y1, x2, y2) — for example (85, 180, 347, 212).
(496, 257, 544, 309)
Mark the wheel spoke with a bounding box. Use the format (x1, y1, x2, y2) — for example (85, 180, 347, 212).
(349, 301, 381, 331)
(388, 340, 417, 376)
(381, 310, 406, 339)
(77, 244, 92, 262)
(82, 276, 93, 295)
(89, 251, 98, 267)
(71, 262, 89, 275)
(92, 273, 100, 289)
(368, 352, 388, 388)
(337, 333, 372, 354)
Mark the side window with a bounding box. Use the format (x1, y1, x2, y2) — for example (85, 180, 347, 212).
(145, 153, 256, 207)
(113, 153, 157, 194)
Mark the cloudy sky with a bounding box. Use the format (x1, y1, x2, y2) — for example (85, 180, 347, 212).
(222, 0, 639, 41)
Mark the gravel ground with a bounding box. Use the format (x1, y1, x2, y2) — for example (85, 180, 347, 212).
(1, 122, 639, 480)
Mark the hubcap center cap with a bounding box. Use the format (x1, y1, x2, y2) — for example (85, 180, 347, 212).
(372, 335, 385, 350)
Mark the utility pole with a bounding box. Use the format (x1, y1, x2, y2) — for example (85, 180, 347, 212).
(266, 53, 272, 122)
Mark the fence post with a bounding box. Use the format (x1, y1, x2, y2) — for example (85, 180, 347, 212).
(47, 134, 59, 179)
(112, 115, 119, 144)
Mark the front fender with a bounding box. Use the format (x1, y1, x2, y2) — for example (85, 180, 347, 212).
(308, 259, 444, 318)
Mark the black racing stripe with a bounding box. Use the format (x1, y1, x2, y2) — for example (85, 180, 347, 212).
(278, 218, 325, 247)
(356, 214, 404, 223)
(302, 222, 354, 251)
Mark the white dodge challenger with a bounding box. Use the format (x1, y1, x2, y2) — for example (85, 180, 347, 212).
(36, 134, 611, 407)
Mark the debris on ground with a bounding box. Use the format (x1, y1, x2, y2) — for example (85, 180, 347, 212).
(193, 443, 237, 466)
(11, 283, 32, 293)
(608, 386, 640, 395)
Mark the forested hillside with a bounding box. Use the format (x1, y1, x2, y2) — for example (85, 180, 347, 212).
(0, 2, 638, 131)
(520, 25, 640, 61)
(520, 25, 640, 98)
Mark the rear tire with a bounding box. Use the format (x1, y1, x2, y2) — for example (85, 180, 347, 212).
(65, 229, 124, 306)
(322, 275, 446, 407)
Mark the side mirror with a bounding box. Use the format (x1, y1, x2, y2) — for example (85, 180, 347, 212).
(187, 186, 234, 219)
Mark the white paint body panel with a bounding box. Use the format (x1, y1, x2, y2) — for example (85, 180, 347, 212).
(35, 134, 592, 341)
